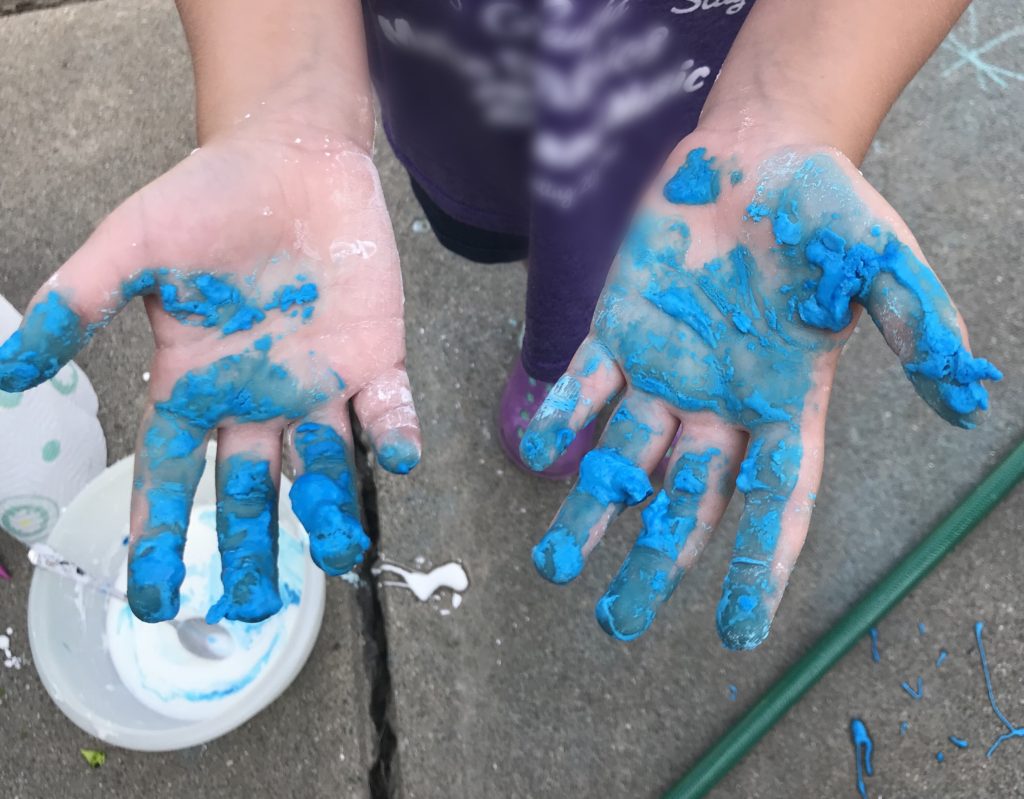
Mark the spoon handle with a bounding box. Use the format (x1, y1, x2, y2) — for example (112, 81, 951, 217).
(27, 543, 129, 602)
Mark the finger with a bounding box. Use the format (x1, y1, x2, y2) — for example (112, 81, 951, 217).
(520, 337, 625, 471)
(0, 200, 152, 392)
(206, 424, 284, 624)
(286, 408, 370, 575)
(128, 405, 211, 622)
(532, 392, 675, 584)
(352, 367, 422, 475)
(716, 418, 824, 651)
(595, 422, 743, 641)
(859, 238, 1000, 428)
(751, 152, 1000, 428)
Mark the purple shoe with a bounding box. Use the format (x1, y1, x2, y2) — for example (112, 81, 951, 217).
(498, 355, 597, 480)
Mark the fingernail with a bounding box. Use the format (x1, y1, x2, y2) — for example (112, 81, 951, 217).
(532, 525, 585, 583)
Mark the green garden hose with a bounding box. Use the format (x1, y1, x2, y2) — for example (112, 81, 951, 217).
(663, 438, 1024, 799)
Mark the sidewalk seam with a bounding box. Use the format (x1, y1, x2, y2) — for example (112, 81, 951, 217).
(353, 426, 400, 799)
(1, 0, 99, 16)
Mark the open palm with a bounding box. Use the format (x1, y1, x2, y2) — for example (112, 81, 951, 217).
(522, 137, 1000, 649)
(0, 130, 420, 624)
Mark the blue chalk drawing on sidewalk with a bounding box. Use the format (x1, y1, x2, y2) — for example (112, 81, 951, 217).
(941, 6, 1024, 91)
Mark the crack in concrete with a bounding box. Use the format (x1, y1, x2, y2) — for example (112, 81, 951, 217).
(1, 0, 99, 15)
(353, 422, 400, 799)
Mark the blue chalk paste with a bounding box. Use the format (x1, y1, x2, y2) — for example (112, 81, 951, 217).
(288, 422, 370, 575)
(376, 435, 421, 475)
(0, 292, 86, 392)
(206, 456, 282, 624)
(596, 448, 718, 641)
(747, 154, 1000, 428)
(520, 374, 581, 471)
(263, 282, 318, 313)
(850, 718, 874, 799)
(663, 147, 721, 206)
(130, 338, 326, 622)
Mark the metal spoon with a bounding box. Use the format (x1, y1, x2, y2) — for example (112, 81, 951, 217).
(28, 543, 235, 660)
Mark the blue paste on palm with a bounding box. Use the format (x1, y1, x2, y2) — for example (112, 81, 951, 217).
(289, 422, 370, 575)
(750, 154, 1001, 428)
(530, 148, 999, 649)
(663, 147, 721, 206)
(206, 456, 282, 624)
(596, 448, 718, 641)
(118, 268, 318, 335)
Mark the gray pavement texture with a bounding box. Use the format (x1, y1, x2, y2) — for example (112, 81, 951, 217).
(0, 1, 1021, 798)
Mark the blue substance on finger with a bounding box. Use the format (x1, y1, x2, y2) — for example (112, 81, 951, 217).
(596, 449, 716, 641)
(663, 147, 720, 206)
(747, 155, 1001, 427)
(0, 292, 86, 392)
(289, 422, 369, 575)
(520, 374, 581, 471)
(131, 339, 326, 622)
(577, 449, 652, 506)
(206, 456, 282, 624)
(377, 436, 421, 475)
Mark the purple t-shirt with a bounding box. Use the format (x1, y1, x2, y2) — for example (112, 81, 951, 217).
(363, 0, 756, 380)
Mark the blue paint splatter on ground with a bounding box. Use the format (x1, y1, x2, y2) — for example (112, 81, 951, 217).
(901, 676, 924, 700)
(936, 751, 945, 763)
(869, 627, 880, 663)
(918, 621, 927, 635)
(899, 720, 909, 736)
(849, 718, 873, 799)
(936, 648, 948, 667)
(975, 621, 1024, 757)
(949, 736, 969, 749)
(727, 684, 738, 701)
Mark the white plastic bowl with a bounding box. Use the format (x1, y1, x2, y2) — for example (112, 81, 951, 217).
(27, 445, 326, 751)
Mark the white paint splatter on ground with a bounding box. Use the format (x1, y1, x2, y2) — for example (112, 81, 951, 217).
(1, 626, 23, 669)
(373, 560, 469, 614)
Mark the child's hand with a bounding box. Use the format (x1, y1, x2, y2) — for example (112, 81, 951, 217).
(0, 127, 420, 624)
(521, 133, 1001, 649)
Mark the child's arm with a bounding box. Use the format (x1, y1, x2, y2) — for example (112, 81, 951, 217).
(522, 1, 1000, 648)
(701, 0, 971, 162)
(0, 0, 421, 624)
(176, 0, 373, 146)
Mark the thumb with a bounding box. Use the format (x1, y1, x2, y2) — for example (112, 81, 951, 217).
(803, 223, 1001, 428)
(0, 196, 150, 392)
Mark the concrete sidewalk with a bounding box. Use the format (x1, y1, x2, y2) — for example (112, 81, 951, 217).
(1, 1, 1022, 798)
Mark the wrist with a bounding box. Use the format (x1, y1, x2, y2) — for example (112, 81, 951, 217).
(196, 75, 374, 154)
(177, 0, 374, 149)
(699, 88, 874, 166)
